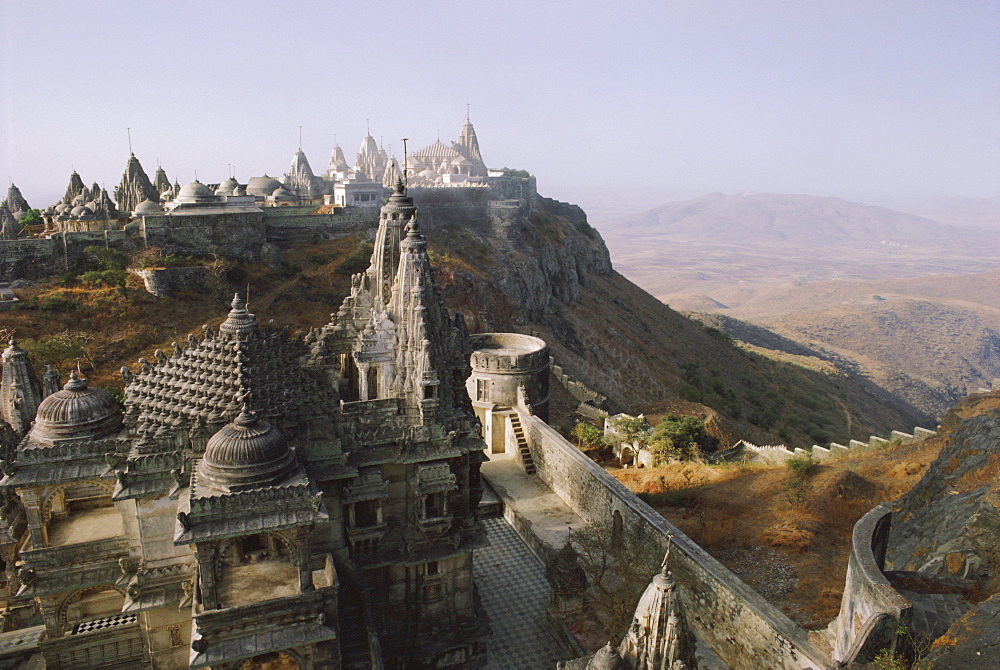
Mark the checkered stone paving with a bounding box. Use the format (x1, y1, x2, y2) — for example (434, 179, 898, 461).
(475, 517, 571, 669)
(73, 612, 137, 634)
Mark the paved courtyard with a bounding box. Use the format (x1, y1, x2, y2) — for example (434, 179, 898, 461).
(475, 517, 571, 669)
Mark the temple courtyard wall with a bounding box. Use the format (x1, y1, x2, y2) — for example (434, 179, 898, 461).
(511, 409, 834, 670)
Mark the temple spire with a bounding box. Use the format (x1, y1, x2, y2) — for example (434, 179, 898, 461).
(1, 338, 44, 436)
(619, 538, 698, 669)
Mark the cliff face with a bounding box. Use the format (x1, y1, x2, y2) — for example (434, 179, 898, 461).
(426, 192, 925, 447)
(492, 196, 613, 320)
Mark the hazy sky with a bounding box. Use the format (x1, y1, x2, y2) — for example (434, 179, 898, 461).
(2, 1, 997, 215)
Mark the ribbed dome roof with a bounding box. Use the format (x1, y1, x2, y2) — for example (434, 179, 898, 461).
(32, 373, 123, 442)
(70, 205, 93, 218)
(246, 175, 283, 196)
(198, 410, 296, 492)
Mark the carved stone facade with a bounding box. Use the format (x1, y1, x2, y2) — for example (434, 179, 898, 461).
(0, 183, 489, 669)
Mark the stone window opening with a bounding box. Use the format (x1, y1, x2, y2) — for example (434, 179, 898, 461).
(476, 379, 489, 402)
(426, 560, 439, 576)
(423, 384, 435, 400)
(341, 354, 360, 402)
(612, 510, 624, 542)
(366, 366, 379, 400)
(422, 492, 448, 519)
(348, 500, 383, 529)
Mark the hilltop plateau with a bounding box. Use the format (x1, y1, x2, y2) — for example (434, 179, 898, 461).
(2, 193, 926, 453)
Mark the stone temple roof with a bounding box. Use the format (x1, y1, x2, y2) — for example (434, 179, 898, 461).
(197, 410, 297, 492)
(412, 140, 461, 161)
(32, 373, 122, 444)
(124, 295, 332, 434)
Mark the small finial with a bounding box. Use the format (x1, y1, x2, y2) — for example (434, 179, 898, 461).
(661, 533, 673, 575)
(127, 127, 132, 155)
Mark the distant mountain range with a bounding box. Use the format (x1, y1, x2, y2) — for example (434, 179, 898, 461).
(611, 191, 975, 247)
(599, 192, 1000, 418)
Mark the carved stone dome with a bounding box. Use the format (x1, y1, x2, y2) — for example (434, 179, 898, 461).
(246, 175, 283, 197)
(32, 372, 123, 443)
(198, 410, 296, 492)
(176, 180, 216, 202)
(134, 199, 163, 215)
(215, 177, 239, 195)
(70, 205, 92, 218)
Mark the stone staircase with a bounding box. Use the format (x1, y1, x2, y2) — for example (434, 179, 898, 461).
(337, 579, 372, 669)
(510, 414, 535, 475)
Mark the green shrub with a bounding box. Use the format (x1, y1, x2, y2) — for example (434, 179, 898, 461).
(786, 456, 817, 477)
(84, 246, 128, 272)
(571, 422, 604, 450)
(649, 415, 717, 463)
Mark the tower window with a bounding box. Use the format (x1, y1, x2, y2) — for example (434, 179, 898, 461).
(424, 492, 446, 518)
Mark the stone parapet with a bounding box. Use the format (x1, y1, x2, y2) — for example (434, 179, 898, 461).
(832, 504, 912, 665)
(515, 410, 832, 670)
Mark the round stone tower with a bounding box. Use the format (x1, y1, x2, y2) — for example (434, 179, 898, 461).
(467, 333, 550, 452)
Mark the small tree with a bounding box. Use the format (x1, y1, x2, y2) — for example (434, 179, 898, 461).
(572, 523, 660, 639)
(20, 331, 95, 376)
(648, 414, 717, 463)
(571, 422, 603, 451)
(609, 415, 651, 446)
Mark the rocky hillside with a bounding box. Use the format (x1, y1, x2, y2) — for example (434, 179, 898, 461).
(4, 192, 926, 450)
(423, 195, 926, 447)
(687, 270, 1000, 418)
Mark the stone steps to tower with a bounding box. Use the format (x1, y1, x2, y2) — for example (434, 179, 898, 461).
(509, 415, 535, 475)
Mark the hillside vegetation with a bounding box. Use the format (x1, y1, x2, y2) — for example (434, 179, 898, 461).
(3, 195, 924, 450)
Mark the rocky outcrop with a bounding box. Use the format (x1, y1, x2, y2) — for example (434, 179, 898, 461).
(887, 408, 1000, 586)
(917, 594, 1000, 669)
(481, 196, 612, 322)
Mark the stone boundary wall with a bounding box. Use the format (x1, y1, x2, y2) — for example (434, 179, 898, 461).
(550, 357, 607, 412)
(732, 425, 938, 465)
(1, 230, 131, 280)
(141, 212, 265, 260)
(264, 211, 377, 245)
(0, 238, 57, 279)
(832, 504, 911, 665)
(515, 410, 832, 670)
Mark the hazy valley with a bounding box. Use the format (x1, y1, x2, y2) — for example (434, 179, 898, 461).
(600, 192, 1000, 417)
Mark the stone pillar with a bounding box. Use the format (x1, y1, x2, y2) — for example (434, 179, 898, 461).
(37, 594, 63, 637)
(196, 549, 218, 611)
